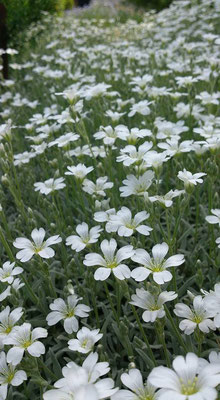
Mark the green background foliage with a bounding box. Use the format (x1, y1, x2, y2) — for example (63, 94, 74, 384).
(2, 0, 74, 40)
(128, 0, 172, 11)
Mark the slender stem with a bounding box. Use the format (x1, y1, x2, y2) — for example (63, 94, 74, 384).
(156, 321, 171, 367)
(38, 357, 58, 381)
(131, 305, 157, 367)
(104, 281, 119, 324)
(0, 226, 14, 261)
(39, 257, 57, 299)
(164, 305, 188, 353)
(21, 275, 47, 315)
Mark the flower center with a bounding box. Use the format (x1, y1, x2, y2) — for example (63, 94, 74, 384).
(180, 377, 198, 395)
(125, 223, 135, 229)
(149, 304, 160, 311)
(4, 326, 12, 334)
(136, 185, 146, 194)
(81, 339, 88, 348)
(107, 261, 118, 269)
(66, 310, 75, 318)
(34, 245, 44, 254)
(23, 340, 32, 348)
(6, 371, 15, 384)
(82, 237, 90, 244)
(3, 272, 11, 278)
(150, 262, 164, 272)
(191, 314, 204, 324)
(138, 388, 156, 400)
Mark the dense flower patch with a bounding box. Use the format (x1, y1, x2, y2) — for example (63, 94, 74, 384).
(0, 0, 220, 398)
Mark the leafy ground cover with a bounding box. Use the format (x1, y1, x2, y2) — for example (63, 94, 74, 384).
(0, 0, 220, 398)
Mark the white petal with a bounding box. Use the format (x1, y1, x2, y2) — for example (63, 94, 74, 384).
(7, 347, 24, 365)
(113, 264, 131, 280)
(131, 267, 151, 282)
(28, 341, 45, 357)
(38, 247, 55, 259)
(152, 242, 169, 262)
(94, 268, 111, 281)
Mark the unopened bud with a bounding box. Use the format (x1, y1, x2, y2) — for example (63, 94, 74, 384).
(128, 362, 136, 369)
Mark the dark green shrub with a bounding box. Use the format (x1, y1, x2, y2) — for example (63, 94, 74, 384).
(2, 0, 74, 41)
(127, 0, 172, 11)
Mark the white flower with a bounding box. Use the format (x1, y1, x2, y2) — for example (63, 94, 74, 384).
(112, 368, 158, 400)
(0, 287, 11, 302)
(31, 141, 47, 155)
(174, 102, 204, 119)
(83, 83, 111, 100)
(149, 189, 185, 208)
(174, 295, 216, 335)
(106, 207, 152, 237)
(205, 209, 220, 227)
(13, 228, 62, 262)
(148, 352, 220, 400)
(131, 243, 184, 284)
(0, 121, 11, 141)
(128, 100, 153, 117)
(34, 177, 66, 195)
(119, 171, 154, 198)
(130, 74, 153, 88)
(178, 169, 206, 188)
(143, 151, 170, 170)
(11, 278, 24, 292)
(4, 323, 48, 365)
(0, 351, 27, 385)
(158, 139, 193, 156)
(65, 164, 94, 180)
(94, 126, 119, 145)
(48, 132, 79, 148)
(176, 76, 198, 87)
(155, 119, 188, 140)
(0, 306, 23, 345)
(83, 177, 113, 197)
(105, 110, 125, 121)
(68, 327, 103, 353)
(94, 208, 116, 223)
(43, 352, 117, 400)
(116, 142, 153, 166)
(46, 295, 91, 333)
(0, 262, 23, 284)
(14, 151, 35, 166)
(216, 237, 220, 248)
(130, 289, 177, 323)
(115, 125, 152, 144)
(204, 283, 220, 328)
(66, 223, 102, 252)
(55, 86, 81, 102)
(194, 125, 220, 139)
(84, 239, 134, 281)
(49, 110, 75, 125)
(94, 198, 111, 212)
(196, 91, 220, 105)
(198, 351, 220, 371)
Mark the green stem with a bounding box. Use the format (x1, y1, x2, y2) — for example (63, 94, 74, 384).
(131, 305, 157, 367)
(21, 275, 47, 315)
(0, 226, 14, 261)
(38, 357, 58, 381)
(104, 282, 119, 324)
(164, 305, 187, 353)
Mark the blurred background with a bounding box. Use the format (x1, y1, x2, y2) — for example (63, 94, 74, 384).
(1, 0, 172, 44)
